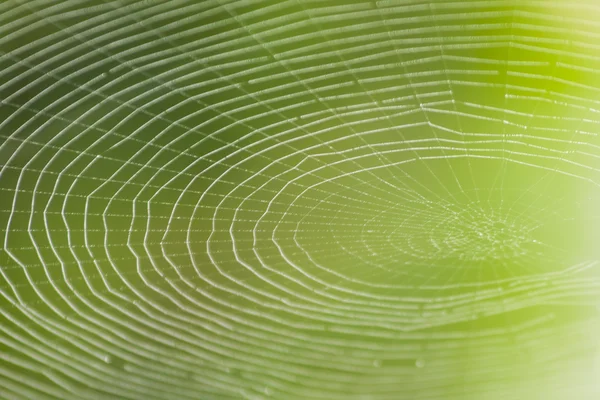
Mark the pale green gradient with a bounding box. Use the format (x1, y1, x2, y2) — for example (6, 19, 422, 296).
(1, 1, 600, 399)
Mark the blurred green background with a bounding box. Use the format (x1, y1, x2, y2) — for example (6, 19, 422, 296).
(1, 1, 600, 399)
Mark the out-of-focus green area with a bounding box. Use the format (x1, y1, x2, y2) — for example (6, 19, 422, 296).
(1, 1, 600, 399)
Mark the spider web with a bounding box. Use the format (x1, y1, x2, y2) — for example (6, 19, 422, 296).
(2, 0, 600, 399)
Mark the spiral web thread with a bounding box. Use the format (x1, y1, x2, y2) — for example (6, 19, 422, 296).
(2, 1, 600, 399)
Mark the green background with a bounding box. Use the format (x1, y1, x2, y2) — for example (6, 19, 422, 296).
(1, 1, 600, 399)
